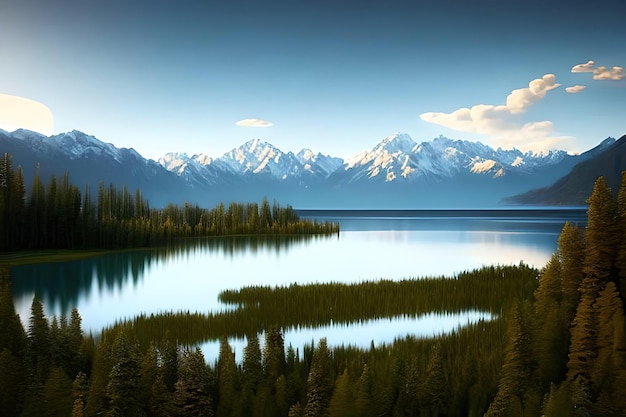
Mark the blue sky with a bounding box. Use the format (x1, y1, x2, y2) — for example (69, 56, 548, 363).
(1, 0, 624, 160)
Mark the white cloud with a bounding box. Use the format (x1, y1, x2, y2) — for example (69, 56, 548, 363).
(236, 118, 273, 127)
(571, 60, 624, 81)
(0, 93, 54, 135)
(565, 85, 586, 94)
(419, 74, 568, 153)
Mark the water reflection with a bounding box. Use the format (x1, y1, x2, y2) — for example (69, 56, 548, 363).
(11, 209, 585, 338)
(201, 311, 493, 361)
(11, 234, 331, 329)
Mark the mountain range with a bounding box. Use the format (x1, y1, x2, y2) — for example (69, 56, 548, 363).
(0, 128, 623, 208)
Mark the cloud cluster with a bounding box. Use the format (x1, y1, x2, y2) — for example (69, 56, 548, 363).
(571, 60, 624, 81)
(236, 118, 273, 127)
(419, 74, 567, 153)
(565, 85, 586, 94)
(0, 93, 54, 135)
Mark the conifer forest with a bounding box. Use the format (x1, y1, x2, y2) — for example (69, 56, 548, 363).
(1, 152, 625, 416)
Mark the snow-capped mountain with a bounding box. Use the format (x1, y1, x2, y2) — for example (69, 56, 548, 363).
(335, 133, 571, 185)
(0, 129, 190, 207)
(296, 149, 343, 178)
(158, 138, 344, 184)
(1, 128, 619, 208)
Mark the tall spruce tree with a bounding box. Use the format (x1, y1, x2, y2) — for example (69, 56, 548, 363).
(484, 302, 535, 417)
(105, 329, 145, 417)
(174, 347, 214, 417)
(583, 177, 619, 288)
(303, 339, 333, 417)
(216, 337, 238, 417)
(558, 222, 585, 327)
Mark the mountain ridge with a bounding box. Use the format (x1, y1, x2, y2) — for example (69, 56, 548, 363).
(0, 128, 620, 209)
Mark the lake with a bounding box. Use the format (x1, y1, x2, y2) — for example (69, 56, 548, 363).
(10, 208, 587, 359)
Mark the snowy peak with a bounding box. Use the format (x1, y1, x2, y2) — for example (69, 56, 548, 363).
(296, 149, 344, 177)
(220, 139, 298, 177)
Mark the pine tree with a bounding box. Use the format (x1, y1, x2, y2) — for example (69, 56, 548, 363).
(558, 222, 585, 328)
(217, 337, 238, 417)
(583, 177, 619, 287)
(327, 368, 355, 417)
(105, 329, 145, 417)
(43, 366, 74, 417)
(263, 327, 286, 384)
(174, 347, 214, 417)
(566, 276, 598, 417)
(590, 282, 626, 415)
(25, 295, 51, 383)
(303, 339, 334, 417)
(354, 364, 373, 417)
(242, 333, 263, 394)
(484, 303, 534, 417)
(21, 296, 52, 417)
(533, 254, 568, 385)
(0, 269, 27, 355)
(420, 342, 447, 417)
(542, 382, 574, 417)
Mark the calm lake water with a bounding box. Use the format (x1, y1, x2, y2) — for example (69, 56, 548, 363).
(10, 208, 587, 359)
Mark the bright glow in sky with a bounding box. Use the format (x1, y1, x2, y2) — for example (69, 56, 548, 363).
(0, 93, 54, 135)
(1, 0, 624, 159)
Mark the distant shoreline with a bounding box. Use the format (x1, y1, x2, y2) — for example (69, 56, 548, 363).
(295, 207, 588, 218)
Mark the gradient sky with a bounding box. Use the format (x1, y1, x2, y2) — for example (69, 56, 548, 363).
(1, 0, 624, 160)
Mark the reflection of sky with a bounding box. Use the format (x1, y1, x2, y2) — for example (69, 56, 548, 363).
(200, 311, 492, 362)
(13, 212, 573, 336)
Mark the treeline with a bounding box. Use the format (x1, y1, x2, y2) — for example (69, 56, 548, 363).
(100, 263, 536, 347)
(0, 153, 338, 251)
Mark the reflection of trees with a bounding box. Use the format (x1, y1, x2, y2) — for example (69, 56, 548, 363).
(105, 264, 535, 349)
(10, 235, 329, 315)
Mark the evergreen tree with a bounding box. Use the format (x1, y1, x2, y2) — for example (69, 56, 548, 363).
(542, 382, 574, 417)
(174, 347, 214, 417)
(0, 269, 27, 355)
(242, 333, 263, 394)
(25, 295, 51, 383)
(420, 342, 447, 417)
(566, 276, 598, 417)
(263, 327, 286, 384)
(533, 254, 568, 385)
(558, 222, 585, 329)
(484, 303, 534, 417)
(354, 364, 373, 417)
(72, 372, 89, 417)
(583, 177, 619, 287)
(240, 333, 262, 417)
(21, 296, 52, 417)
(327, 368, 355, 417)
(217, 337, 238, 417)
(590, 282, 626, 415)
(43, 366, 74, 417)
(105, 329, 145, 417)
(303, 339, 334, 417)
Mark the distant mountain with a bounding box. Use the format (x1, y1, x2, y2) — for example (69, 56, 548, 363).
(0, 128, 618, 208)
(505, 135, 626, 206)
(0, 129, 192, 207)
